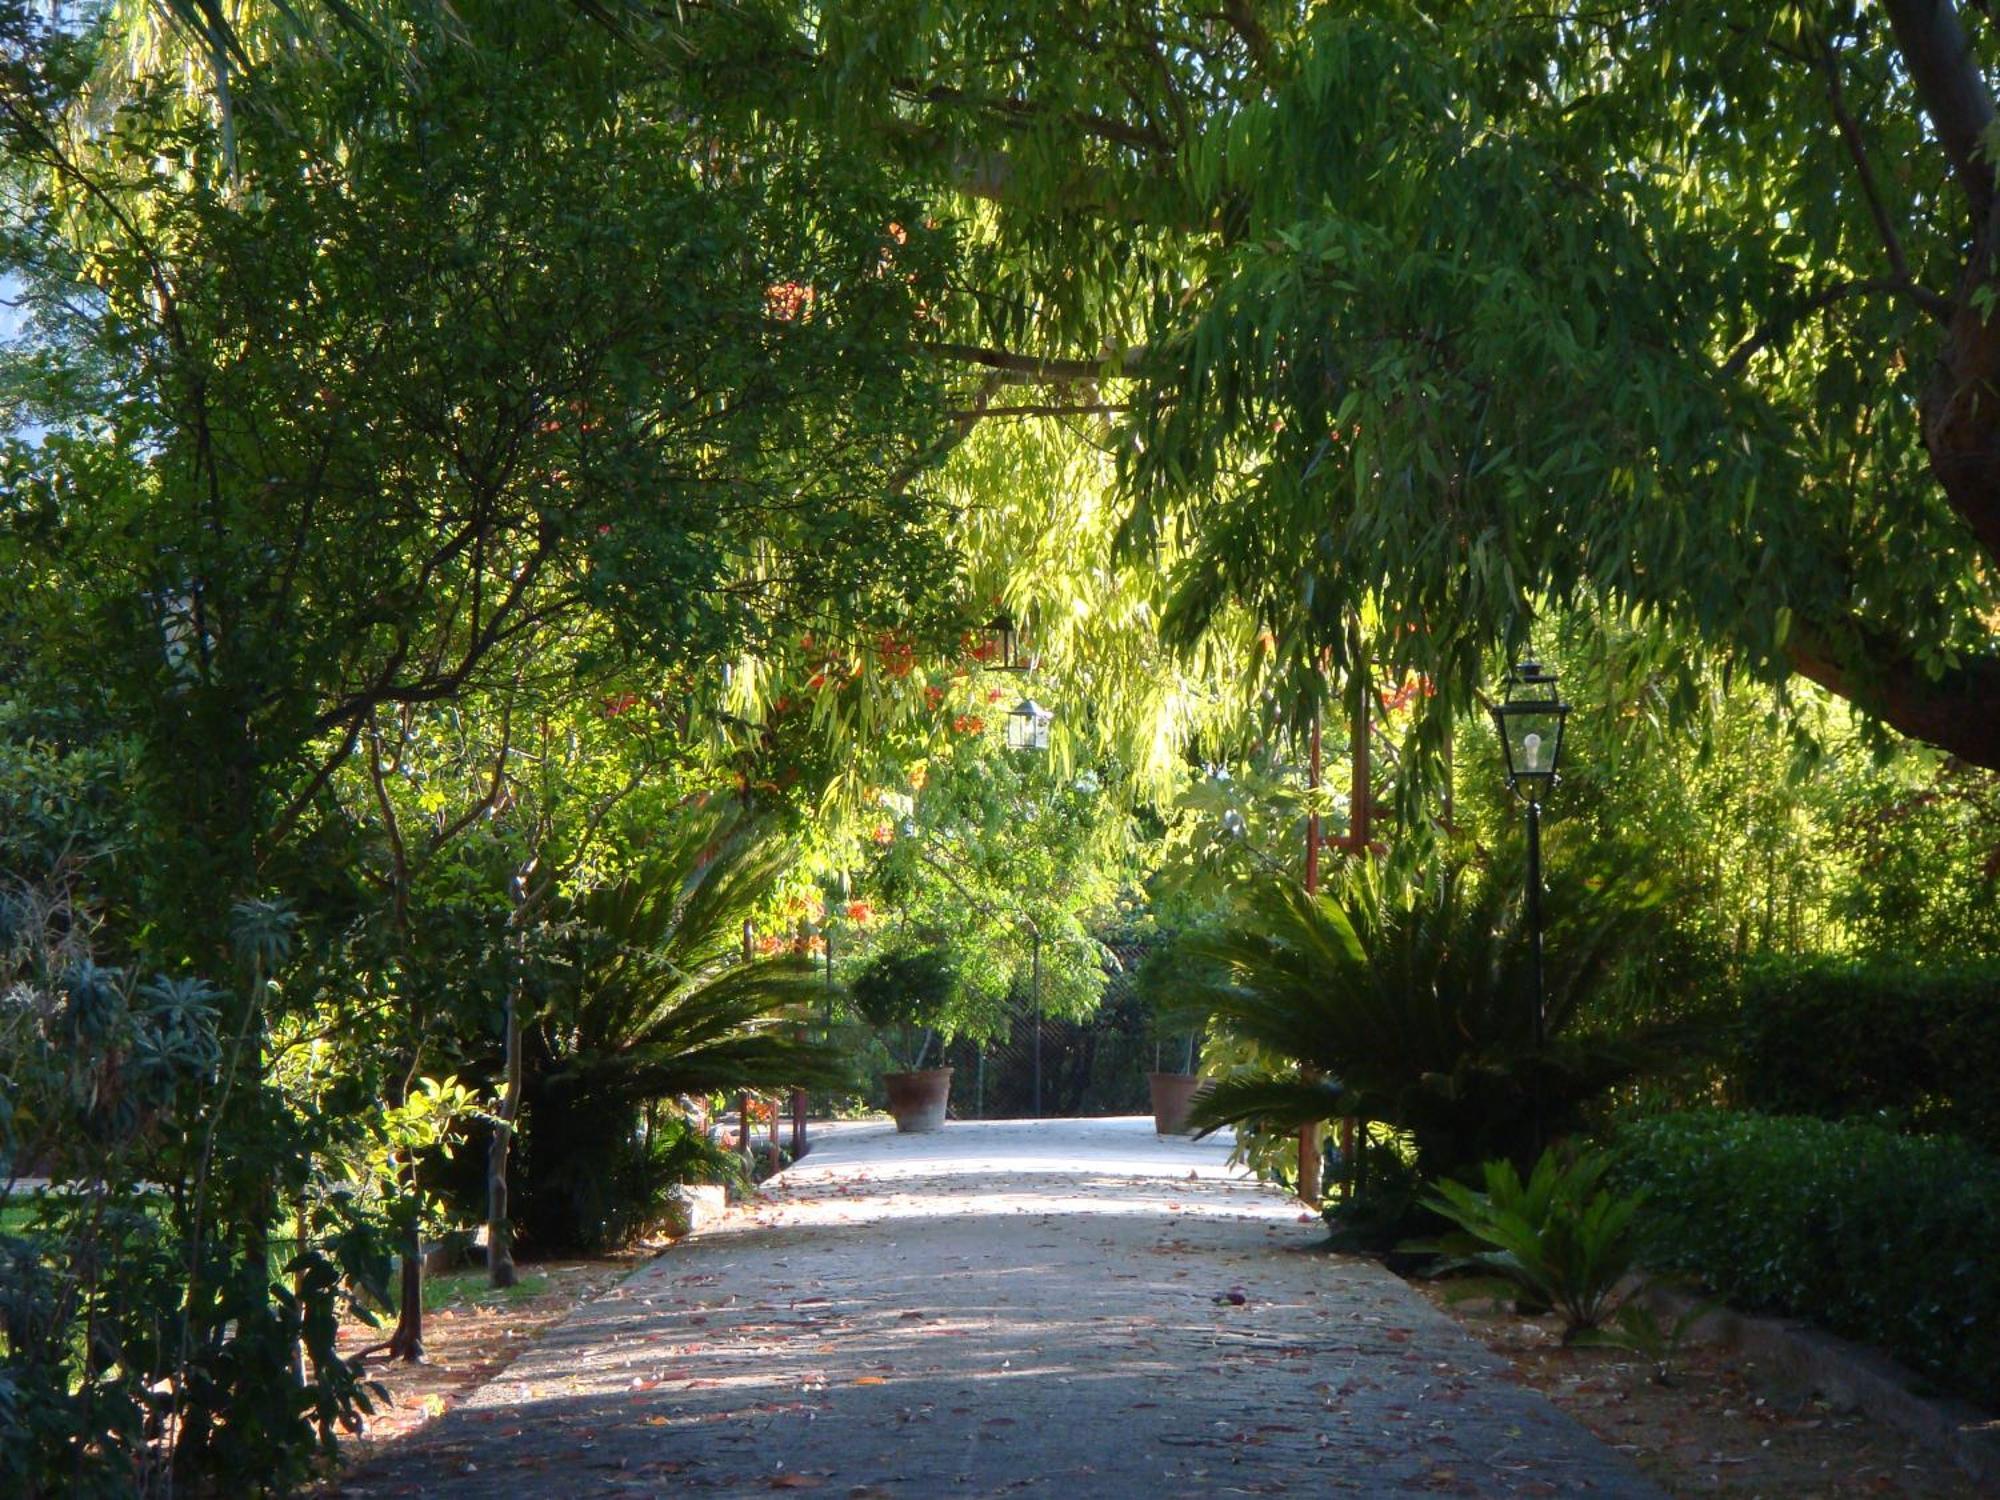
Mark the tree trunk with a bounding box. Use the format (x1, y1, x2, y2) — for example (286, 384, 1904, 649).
(385, 1163, 425, 1363)
(486, 981, 524, 1289)
(488, 866, 532, 1289)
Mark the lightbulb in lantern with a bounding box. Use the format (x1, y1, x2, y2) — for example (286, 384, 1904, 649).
(1523, 732, 1543, 771)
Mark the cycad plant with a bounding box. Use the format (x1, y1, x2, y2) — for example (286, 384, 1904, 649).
(513, 811, 852, 1251)
(1166, 864, 1691, 1197)
(1418, 1149, 1645, 1342)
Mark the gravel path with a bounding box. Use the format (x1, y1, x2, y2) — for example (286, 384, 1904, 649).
(342, 1118, 1663, 1497)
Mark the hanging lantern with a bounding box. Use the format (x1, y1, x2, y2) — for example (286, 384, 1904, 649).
(980, 613, 1035, 673)
(1005, 697, 1053, 752)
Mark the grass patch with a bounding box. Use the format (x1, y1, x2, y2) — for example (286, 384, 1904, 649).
(418, 1270, 550, 1313)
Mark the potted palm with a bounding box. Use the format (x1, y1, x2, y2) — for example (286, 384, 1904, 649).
(852, 948, 958, 1131)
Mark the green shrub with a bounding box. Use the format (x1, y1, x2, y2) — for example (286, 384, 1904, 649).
(1416, 1149, 1644, 1342)
(850, 948, 958, 1070)
(1612, 1111, 2000, 1407)
(1732, 956, 2000, 1152)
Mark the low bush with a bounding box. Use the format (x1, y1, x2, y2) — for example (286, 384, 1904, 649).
(1612, 1111, 2000, 1408)
(1732, 957, 2000, 1152)
(1417, 1148, 1645, 1342)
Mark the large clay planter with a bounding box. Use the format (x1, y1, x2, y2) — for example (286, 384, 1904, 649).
(1148, 1072, 1209, 1137)
(883, 1068, 953, 1133)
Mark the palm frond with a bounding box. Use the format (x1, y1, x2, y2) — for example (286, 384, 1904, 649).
(1164, 865, 1699, 1176)
(1186, 1072, 1352, 1137)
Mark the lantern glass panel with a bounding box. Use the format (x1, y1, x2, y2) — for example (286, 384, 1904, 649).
(1503, 706, 1564, 779)
(1006, 699, 1052, 752)
(982, 614, 1018, 671)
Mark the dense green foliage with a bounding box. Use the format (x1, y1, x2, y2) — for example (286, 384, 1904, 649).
(1731, 957, 2000, 1152)
(1613, 1112, 2000, 1408)
(11, 0, 2000, 1485)
(509, 813, 852, 1252)
(844, 721, 1129, 1040)
(0, 0, 973, 1486)
(1170, 866, 1691, 1184)
(849, 948, 957, 1071)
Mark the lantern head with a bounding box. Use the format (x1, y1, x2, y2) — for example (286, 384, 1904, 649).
(1491, 659, 1569, 801)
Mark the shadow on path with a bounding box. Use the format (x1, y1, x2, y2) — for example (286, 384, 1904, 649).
(341, 1118, 1661, 1498)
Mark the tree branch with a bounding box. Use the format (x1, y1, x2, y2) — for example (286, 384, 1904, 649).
(904, 82, 1174, 155)
(1881, 0, 1996, 215)
(949, 401, 1135, 419)
(921, 341, 1153, 384)
(1787, 616, 2000, 771)
(1817, 37, 1923, 290)
(1722, 276, 1948, 376)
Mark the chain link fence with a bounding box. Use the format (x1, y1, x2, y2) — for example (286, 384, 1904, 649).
(938, 935, 1177, 1119)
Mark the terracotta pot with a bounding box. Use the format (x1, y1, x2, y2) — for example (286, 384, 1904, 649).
(1148, 1072, 1209, 1136)
(883, 1068, 953, 1133)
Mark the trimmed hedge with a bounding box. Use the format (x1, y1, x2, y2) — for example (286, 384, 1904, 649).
(1612, 1111, 2000, 1409)
(1733, 957, 2000, 1153)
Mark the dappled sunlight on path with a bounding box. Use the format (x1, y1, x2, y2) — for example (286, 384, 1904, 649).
(341, 1119, 1661, 1497)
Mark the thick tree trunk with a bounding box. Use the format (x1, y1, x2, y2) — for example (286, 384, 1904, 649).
(1788, 622, 2000, 771)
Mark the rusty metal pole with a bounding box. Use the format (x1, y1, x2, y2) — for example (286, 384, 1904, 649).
(738, 919, 755, 1170)
(1299, 705, 1324, 1207)
(1339, 671, 1370, 1198)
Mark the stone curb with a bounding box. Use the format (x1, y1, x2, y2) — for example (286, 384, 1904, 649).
(1638, 1281, 2000, 1487)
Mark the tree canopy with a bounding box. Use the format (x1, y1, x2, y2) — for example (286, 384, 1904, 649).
(640, 0, 2000, 771)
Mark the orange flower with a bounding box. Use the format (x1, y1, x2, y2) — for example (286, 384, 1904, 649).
(846, 901, 872, 923)
(764, 280, 816, 322)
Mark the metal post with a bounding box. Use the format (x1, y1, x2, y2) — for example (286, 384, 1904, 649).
(1030, 929, 1043, 1117)
(739, 918, 755, 1169)
(1525, 795, 1546, 1155)
(1299, 706, 1323, 1205)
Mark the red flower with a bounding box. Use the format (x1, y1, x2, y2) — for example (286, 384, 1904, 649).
(870, 823, 894, 845)
(846, 901, 872, 923)
(764, 280, 816, 322)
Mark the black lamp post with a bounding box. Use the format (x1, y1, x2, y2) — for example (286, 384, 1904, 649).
(1490, 658, 1570, 1153)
